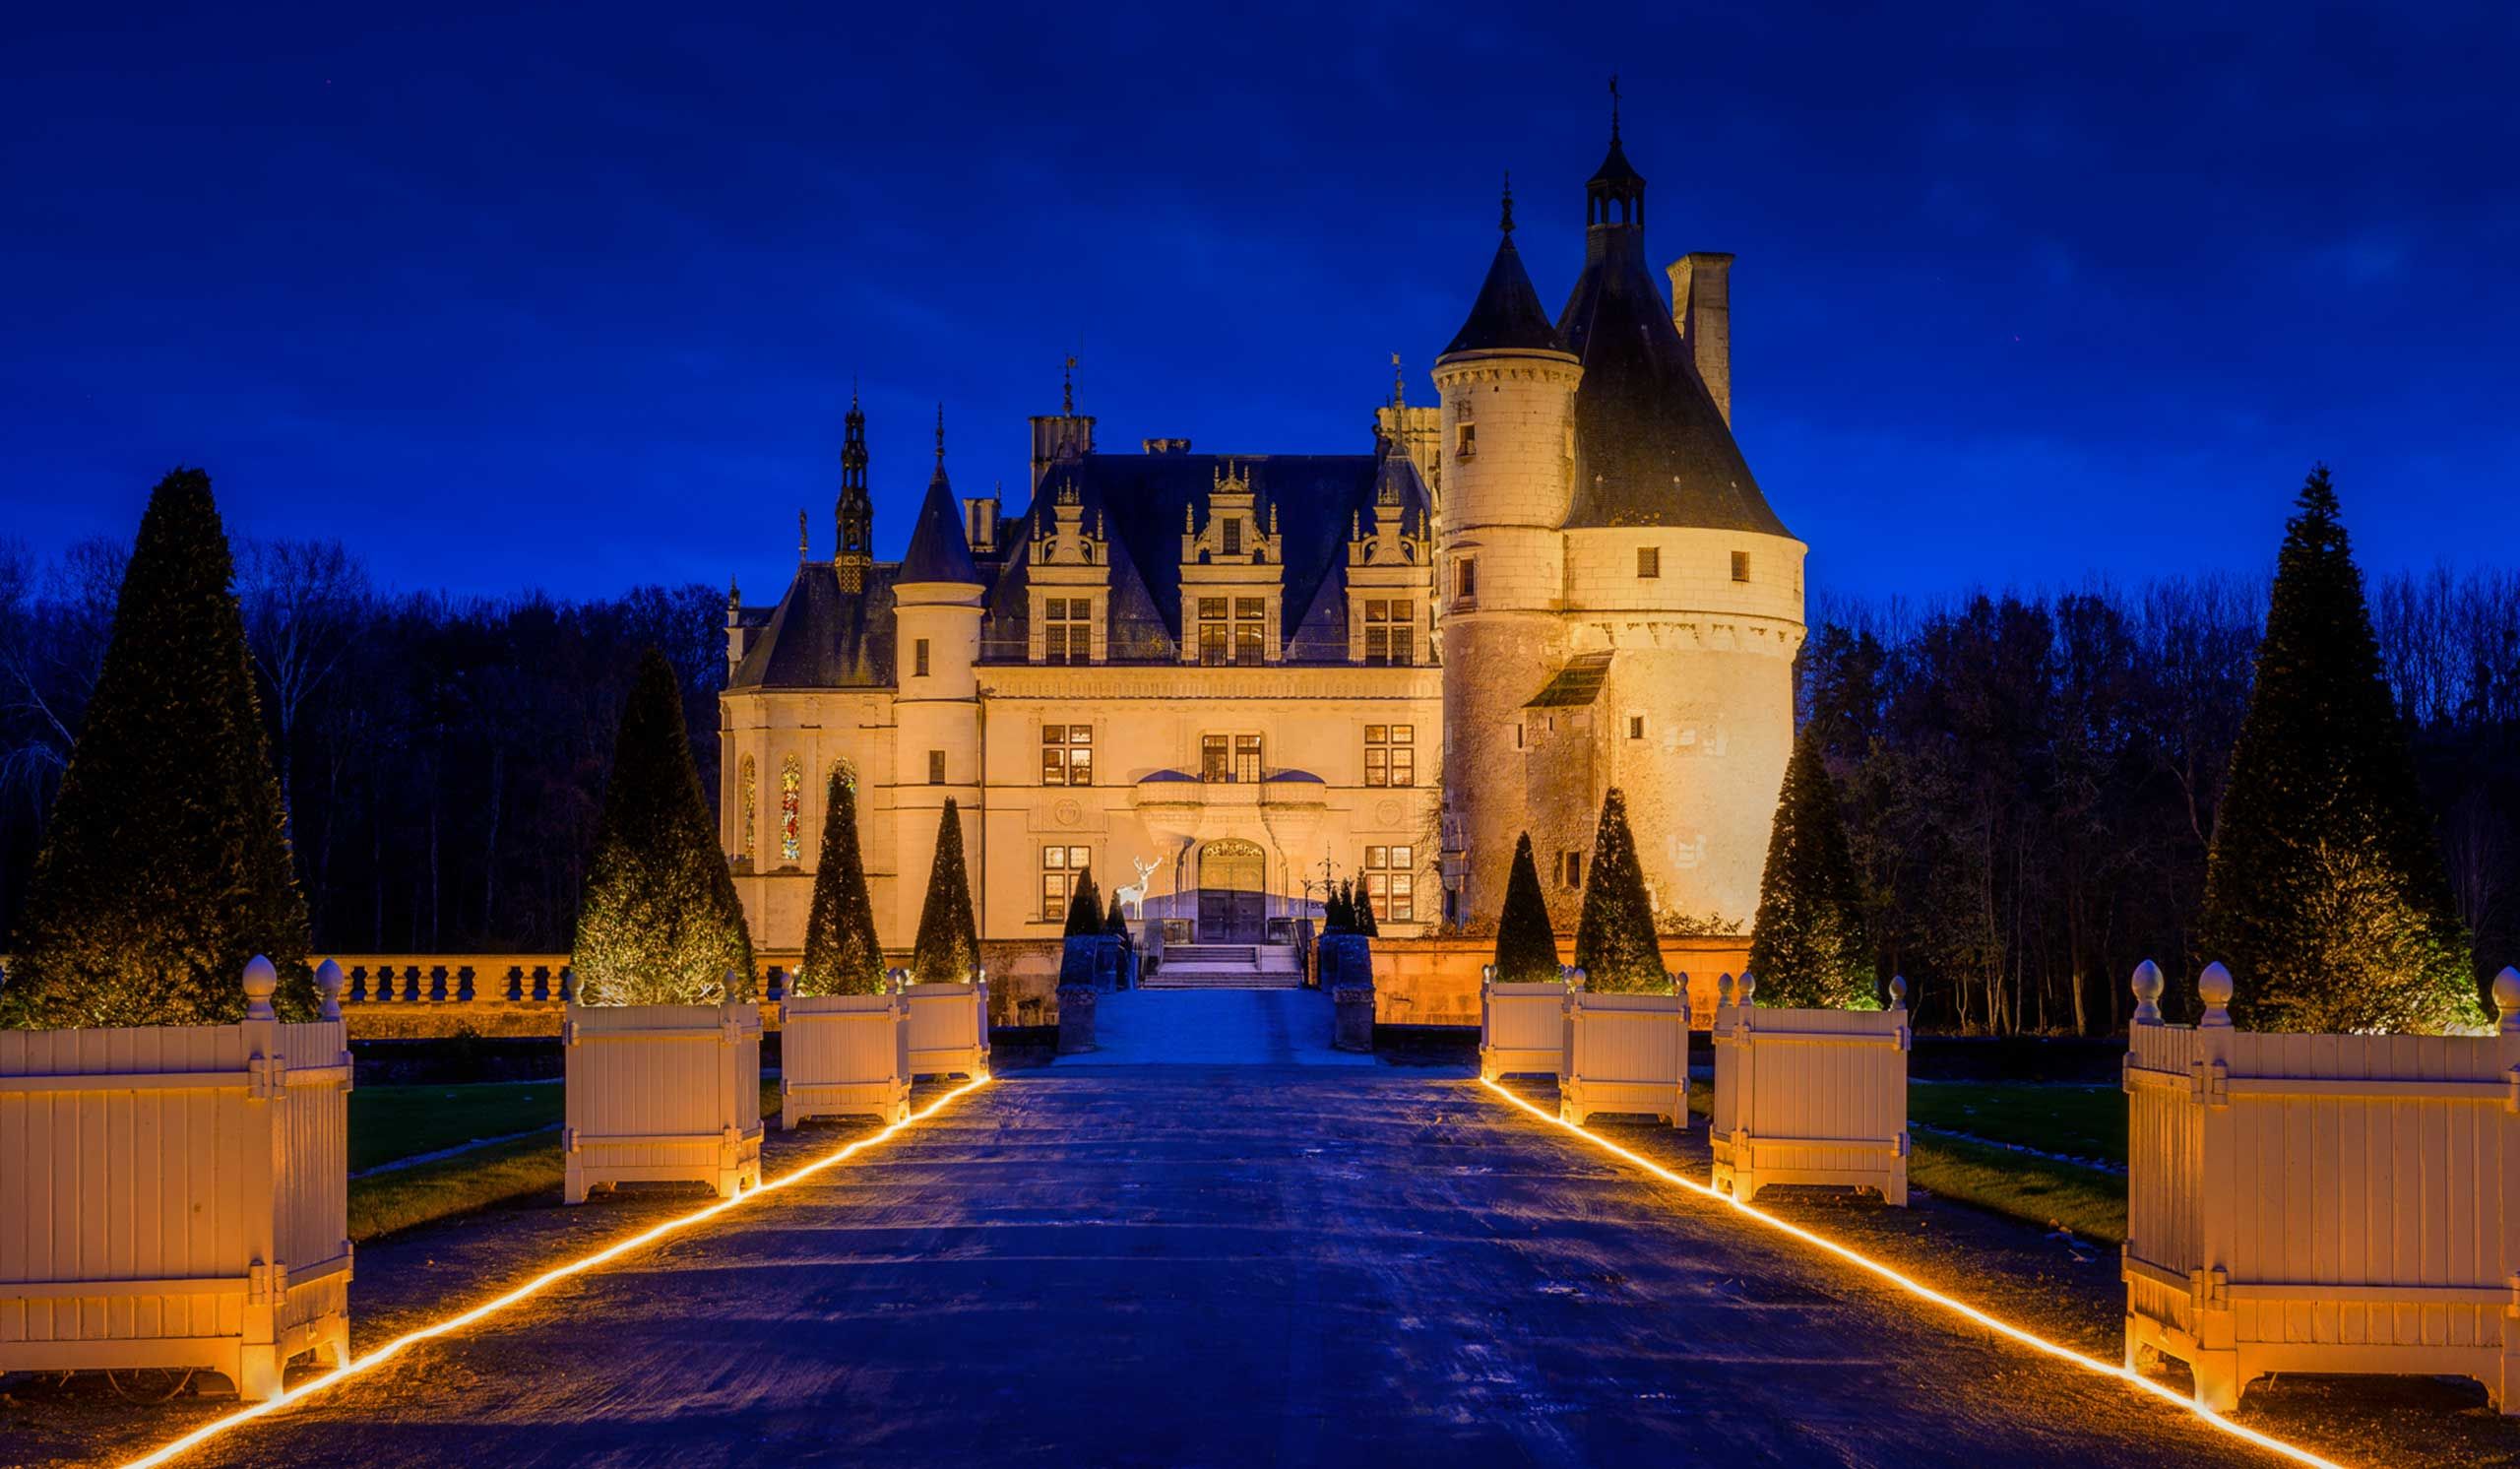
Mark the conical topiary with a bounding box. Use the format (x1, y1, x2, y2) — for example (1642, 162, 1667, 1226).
(4, 469, 313, 1028)
(1355, 881, 1380, 937)
(794, 769, 884, 996)
(1491, 833, 1561, 984)
(1323, 881, 1351, 933)
(1063, 865, 1103, 938)
(2199, 467, 2476, 1032)
(911, 798, 981, 984)
(572, 648, 755, 1005)
(1571, 788, 1665, 992)
(1104, 887, 1128, 937)
(1746, 726, 1875, 1007)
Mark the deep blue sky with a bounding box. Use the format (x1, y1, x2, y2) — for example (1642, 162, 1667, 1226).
(5, 3, 2515, 606)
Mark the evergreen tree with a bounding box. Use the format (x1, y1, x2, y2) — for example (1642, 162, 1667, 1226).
(1104, 887, 1128, 937)
(911, 798, 981, 984)
(1572, 788, 1665, 991)
(1491, 833, 1561, 984)
(5, 469, 313, 1027)
(1746, 726, 1875, 1007)
(2200, 466, 2475, 1031)
(793, 770, 884, 996)
(572, 648, 755, 1005)
(1063, 865, 1103, 938)
(1328, 880, 1354, 933)
(1354, 881, 1380, 936)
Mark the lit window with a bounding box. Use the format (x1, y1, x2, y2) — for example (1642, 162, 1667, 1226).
(779, 755, 802, 863)
(914, 638, 931, 677)
(1363, 724, 1416, 788)
(1455, 421, 1476, 458)
(1235, 733, 1261, 783)
(1197, 597, 1228, 666)
(1040, 844, 1094, 923)
(1458, 558, 1478, 602)
(927, 749, 946, 786)
(1043, 598, 1091, 665)
(1202, 734, 1231, 782)
(1363, 844, 1416, 923)
(1234, 598, 1266, 664)
(738, 755, 757, 861)
(1361, 600, 1414, 666)
(1040, 723, 1093, 786)
(1560, 851, 1583, 890)
(1638, 546, 1661, 579)
(1732, 550, 1750, 583)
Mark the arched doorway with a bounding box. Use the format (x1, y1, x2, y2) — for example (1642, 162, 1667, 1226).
(1196, 839, 1266, 942)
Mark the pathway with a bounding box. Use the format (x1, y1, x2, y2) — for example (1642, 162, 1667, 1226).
(150, 1067, 2285, 1469)
(1065, 986, 1374, 1067)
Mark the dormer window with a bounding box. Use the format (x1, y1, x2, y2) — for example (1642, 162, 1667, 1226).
(1042, 598, 1092, 665)
(1222, 518, 1242, 557)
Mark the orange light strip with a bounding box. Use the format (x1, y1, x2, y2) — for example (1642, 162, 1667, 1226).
(1479, 1078, 2351, 1469)
(120, 1076, 992, 1469)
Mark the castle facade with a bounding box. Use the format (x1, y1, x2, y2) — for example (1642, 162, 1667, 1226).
(719, 125, 1805, 954)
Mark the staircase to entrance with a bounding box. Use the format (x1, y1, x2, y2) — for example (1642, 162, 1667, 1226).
(1144, 943, 1304, 990)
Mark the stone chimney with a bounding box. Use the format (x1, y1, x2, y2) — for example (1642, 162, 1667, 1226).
(1666, 251, 1734, 426)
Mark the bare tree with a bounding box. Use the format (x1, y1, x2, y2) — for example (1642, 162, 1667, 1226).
(236, 538, 371, 834)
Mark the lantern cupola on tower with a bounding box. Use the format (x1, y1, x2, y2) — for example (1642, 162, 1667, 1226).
(835, 385, 874, 590)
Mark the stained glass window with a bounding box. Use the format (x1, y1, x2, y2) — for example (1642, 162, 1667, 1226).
(779, 755, 802, 863)
(739, 756, 757, 860)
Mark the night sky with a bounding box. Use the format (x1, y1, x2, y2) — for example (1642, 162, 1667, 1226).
(5, 3, 2515, 607)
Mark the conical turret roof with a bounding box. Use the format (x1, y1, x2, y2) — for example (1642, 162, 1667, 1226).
(900, 412, 979, 585)
(1441, 180, 1566, 357)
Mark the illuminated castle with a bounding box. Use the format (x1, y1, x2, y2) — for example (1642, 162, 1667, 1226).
(719, 117, 1804, 956)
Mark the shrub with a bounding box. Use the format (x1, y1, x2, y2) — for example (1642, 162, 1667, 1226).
(571, 648, 755, 1005)
(911, 798, 981, 985)
(1491, 833, 1561, 984)
(1063, 865, 1103, 938)
(5, 469, 312, 1027)
(794, 770, 884, 996)
(1746, 726, 1875, 1007)
(1571, 789, 1665, 992)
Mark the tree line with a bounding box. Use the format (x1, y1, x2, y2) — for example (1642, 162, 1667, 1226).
(5, 524, 2513, 1034)
(0, 534, 724, 956)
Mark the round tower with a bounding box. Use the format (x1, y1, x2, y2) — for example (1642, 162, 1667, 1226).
(892, 408, 985, 944)
(1551, 119, 1807, 930)
(1434, 181, 1584, 924)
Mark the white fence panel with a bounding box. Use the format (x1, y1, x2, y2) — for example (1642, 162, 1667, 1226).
(1479, 970, 1568, 1081)
(781, 989, 910, 1128)
(0, 958, 351, 1400)
(1711, 974, 1909, 1205)
(2122, 961, 2520, 1413)
(563, 999, 762, 1203)
(1560, 976, 1689, 1128)
(905, 977, 990, 1080)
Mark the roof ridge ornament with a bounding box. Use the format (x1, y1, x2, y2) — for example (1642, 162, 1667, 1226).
(1214, 460, 1250, 497)
(1500, 170, 1515, 235)
(1609, 74, 1620, 142)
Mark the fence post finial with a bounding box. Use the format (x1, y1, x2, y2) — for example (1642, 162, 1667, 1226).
(1480, 963, 1496, 991)
(2130, 960, 2164, 1025)
(1888, 975, 1908, 1012)
(315, 959, 344, 1021)
(1738, 972, 1757, 1007)
(2494, 967, 2520, 1036)
(1717, 973, 1732, 1008)
(2197, 961, 2235, 1029)
(1568, 967, 1587, 991)
(242, 955, 279, 1020)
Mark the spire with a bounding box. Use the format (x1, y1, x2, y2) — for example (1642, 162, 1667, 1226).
(900, 409, 978, 585)
(1062, 353, 1076, 415)
(836, 384, 873, 571)
(1500, 169, 1515, 234)
(797, 508, 809, 563)
(1391, 351, 1406, 410)
(1439, 175, 1566, 357)
(1609, 73, 1621, 143)
(1587, 82, 1646, 234)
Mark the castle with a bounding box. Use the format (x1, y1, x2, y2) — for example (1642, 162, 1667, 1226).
(719, 121, 1806, 958)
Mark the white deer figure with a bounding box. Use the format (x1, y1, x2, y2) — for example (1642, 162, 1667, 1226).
(1115, 856, 1162, 921)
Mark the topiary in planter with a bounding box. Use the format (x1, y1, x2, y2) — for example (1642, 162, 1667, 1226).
(1062, 865, 1103, 938)
(911, 798, 981, 985)
(1571, 788, 1665, 992)
(1746, 726, 1874, 1008)
(5, 468, 313, 1028)
(794, 770, 885, 996)
(1491, 833, 1560, 984)
(572, 648, 755, 1006)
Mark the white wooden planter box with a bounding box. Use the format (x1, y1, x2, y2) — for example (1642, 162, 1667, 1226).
(563, 999, 763, 1203)
(780, 990, 910, 1128)
(1711, 975, 1910, 1205)
(0, 958, 352, 1400)
(905, 979, 990, 1080)
(1479, 971, 1567, 1081)
(2122, 962, 2520, 1413)
(1560, 979, 1690, 1127)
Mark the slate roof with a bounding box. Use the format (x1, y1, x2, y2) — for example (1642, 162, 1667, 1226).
(728, 561, 899, 689)
(983, 449, 1432, 664)
(1525, 651, 1613, 708)
(1442, 233, 1565, 357)
(899, 467, 979, 585)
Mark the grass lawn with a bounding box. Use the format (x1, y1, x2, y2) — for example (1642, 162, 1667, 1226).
(1905, 1080, 2125, 1166)
(349, 1080, 563, 1173)
(345, 1078, 785, 1243)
